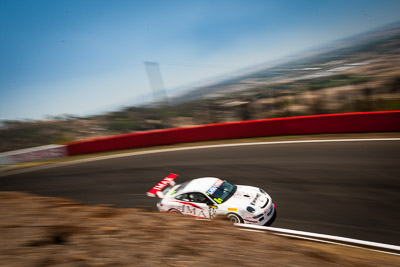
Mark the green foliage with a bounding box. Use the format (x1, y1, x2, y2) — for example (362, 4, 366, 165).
(375, 98, 400, 111)
(107, 118, 140, 132)
(387, 76, 400, 93)
(307, 75, 371, 91)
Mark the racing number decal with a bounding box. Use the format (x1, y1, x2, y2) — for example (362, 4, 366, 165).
(213, 198, 223, 204)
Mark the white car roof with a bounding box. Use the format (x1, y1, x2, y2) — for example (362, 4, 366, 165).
(180, 177, 221, 194)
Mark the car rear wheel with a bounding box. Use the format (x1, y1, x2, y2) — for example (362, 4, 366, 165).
(227, 213, 243, 223)
(169, 209, 182, 215)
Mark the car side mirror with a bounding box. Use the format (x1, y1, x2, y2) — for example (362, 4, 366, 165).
(207, 201, 218, 209)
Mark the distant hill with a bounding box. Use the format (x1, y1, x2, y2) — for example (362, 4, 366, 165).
(170, 22, 400, 104)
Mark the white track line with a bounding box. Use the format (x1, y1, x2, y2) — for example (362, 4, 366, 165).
(236, 224, 400, 255)
(238, 228, 400, 255)
(1, 138, 399, 177)
(273, 233, 400, 256)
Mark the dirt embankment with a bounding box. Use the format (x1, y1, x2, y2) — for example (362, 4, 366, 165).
(0, 192, 399, 266)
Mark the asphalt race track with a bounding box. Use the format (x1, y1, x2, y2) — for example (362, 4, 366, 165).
(1, 139, 399, 245)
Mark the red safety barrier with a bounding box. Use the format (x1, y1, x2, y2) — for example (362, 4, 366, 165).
(65, 111, 400, 156)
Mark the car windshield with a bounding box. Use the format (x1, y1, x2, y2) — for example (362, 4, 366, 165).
(207, 180, 237, 204)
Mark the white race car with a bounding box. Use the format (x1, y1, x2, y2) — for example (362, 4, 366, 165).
(147, 173, 276, 225)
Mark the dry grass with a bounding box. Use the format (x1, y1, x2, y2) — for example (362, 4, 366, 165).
(0, 191, 399, 266)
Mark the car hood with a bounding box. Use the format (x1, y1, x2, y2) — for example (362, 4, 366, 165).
(224, 185, 270, 209)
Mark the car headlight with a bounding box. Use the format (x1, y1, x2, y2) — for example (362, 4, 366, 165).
(246, 206, 255, 213)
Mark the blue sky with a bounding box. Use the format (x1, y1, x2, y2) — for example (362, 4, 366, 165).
(1, 0, 400, 121)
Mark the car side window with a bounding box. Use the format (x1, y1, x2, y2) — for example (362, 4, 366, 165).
(188, 193, 208, 203)
(175, 193, 189, 201)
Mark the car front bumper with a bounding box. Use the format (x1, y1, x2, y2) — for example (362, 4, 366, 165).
(262, 204, 276, 226)
(242, 203, 276, 225)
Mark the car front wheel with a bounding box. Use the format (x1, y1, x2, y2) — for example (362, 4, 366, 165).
(227, 213, 243, 223)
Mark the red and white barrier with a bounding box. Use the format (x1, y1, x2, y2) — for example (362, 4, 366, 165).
(65, 111, 400, 156)
(0, 145, 67, 166)
(2, 111, 398, 164)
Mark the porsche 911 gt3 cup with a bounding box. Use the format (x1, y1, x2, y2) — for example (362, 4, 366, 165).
(147, 173, 276, 225)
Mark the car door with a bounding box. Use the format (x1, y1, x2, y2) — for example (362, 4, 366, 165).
(173, 192, 212, 218)
(188, 192, 220, 218)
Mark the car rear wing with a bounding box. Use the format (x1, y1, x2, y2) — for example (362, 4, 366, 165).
(147, 173, 178, 198)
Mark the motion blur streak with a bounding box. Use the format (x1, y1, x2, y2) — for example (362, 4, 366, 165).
(1, 140, 399, 246)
